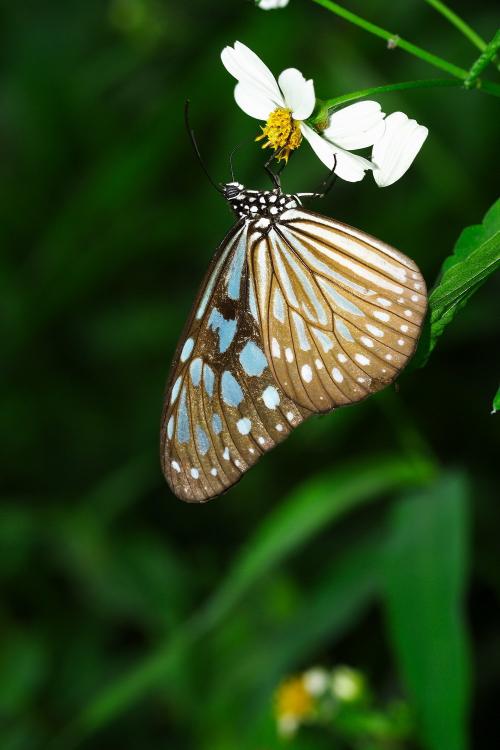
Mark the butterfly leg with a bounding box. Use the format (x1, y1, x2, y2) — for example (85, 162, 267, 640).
(297, 156, 338, 200)
(263, 137, 293, 191)
(264, 153, 282, 191)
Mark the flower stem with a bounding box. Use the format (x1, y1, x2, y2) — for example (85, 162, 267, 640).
(465, 29, 500, 87)
(311, 78, 498, 127)
(424, 0, 487, 52)
(311, 0, 469, 79)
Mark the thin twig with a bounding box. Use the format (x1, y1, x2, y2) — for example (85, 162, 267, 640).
(424, 0, 486, 52)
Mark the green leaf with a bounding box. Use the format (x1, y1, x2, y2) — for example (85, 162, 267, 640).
(203, 454, 434, 626)
(70, 455, 434, 745)
(414, 198, 500, 367)
(492, 385, 500, 414)
(383, 473, 471, 750)
(208, 534, 381, 729)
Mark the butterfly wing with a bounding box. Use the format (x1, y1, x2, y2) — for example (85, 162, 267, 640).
(252, 207, 427, 412)
(161, 221, 310, 503)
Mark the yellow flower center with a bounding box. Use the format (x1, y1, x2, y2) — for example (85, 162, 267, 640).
(256, 107, 302, 162)
(275, 677, 314, 720)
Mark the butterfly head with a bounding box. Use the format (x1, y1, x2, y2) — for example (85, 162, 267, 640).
(222, 181, 301, 222)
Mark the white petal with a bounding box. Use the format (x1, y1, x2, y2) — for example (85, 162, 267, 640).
(278, 68, 316, 120)
(221, 42, 284, 107)
(302, 125, 373, 182)
(257, 0, 290, 8)
(372, 112, 428, 187)
(333, 150, 374, 182)
(301, 124, 338, 170)
(234, 83, 276, 120)
(324, 101, 386, 150)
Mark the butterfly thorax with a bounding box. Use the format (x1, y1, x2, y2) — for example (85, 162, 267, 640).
(223, 181, 301, 222)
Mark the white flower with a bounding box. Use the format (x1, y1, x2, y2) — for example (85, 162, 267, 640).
(221, 42, 427, 185)
(277, 715, 299, 737)
(257, 0, 289, 9)
(221, 41, 373, 180)
(331, 666, 365, 702)
(303, 668, 329, 696)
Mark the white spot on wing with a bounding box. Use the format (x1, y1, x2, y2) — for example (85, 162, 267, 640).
(236, 417, 252, 435)
(301, 364, 313, 383)
(262, 385, 280, 409)
(292, 311, 311, 351)
(196, 229, 241, 319)
(170, 376, 182, 405)
(335, 318, 354, 342)
(366, 324, 384, 337)
(273, 285, 286, 323)
(317, 277, 364, 317)
(332, 367, 344, 383)
(373, 310, 390, 322)
(239, 341, 267, 376)
(180, 338, 194, 362)
(190, 358, 202, 386)
(312, 328, 334, 353)
(355, 353, 370, 366)
(248, 280, 259, 321)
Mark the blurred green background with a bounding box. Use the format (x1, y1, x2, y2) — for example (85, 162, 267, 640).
(1, 1, 499, 748)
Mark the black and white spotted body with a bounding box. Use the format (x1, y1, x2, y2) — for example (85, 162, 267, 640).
(223, 181, 302, 223)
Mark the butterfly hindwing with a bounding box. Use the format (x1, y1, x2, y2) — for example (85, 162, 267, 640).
(253, 207, 427, 412)
(161, 221, 310, 503)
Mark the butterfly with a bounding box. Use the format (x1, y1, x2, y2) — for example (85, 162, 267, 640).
(161, 181, 427, 502)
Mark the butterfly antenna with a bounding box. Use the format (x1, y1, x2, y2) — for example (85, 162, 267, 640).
(184, 100, 223, 194)
(228, 142, 244, 182)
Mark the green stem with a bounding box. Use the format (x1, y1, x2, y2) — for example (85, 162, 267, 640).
(313, 79, 461, 124)
(465, 29, 500, 87)
(310, 77, 500, 127)
(311, 0, 469, 79)
(424, 0, 486, 52)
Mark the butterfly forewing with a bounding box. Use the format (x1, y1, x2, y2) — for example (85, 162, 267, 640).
(161, 220, 310, 503)
(253, 208, 427, 412)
